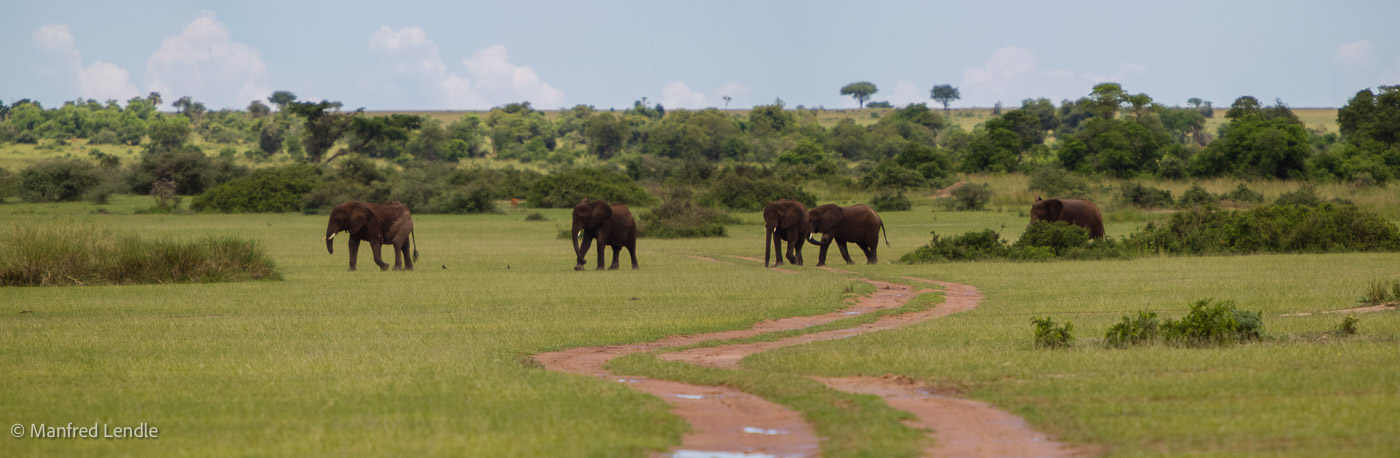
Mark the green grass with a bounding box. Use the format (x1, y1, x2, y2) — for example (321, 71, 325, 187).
(2, 194, 1397, 456)
(0, 222, 280, 286)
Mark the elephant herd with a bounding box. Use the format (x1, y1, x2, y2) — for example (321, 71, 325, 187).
(322, 196, 1105, 272)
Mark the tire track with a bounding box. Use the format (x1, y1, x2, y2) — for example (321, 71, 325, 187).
(534, 263, 1081, 456)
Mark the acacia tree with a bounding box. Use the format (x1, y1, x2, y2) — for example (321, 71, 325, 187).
(840, 81, 878, 108)
(268, 91, 297, 111)
(930, 84, 960, 112)
(285, 100, 354, 163)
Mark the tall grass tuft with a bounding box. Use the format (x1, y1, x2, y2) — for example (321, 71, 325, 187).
(0, 223, 281, 286)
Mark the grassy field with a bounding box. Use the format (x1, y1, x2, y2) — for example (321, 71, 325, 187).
(2, 190, 1398, 455)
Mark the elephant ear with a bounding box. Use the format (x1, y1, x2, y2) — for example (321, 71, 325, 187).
(784, 203, 806, 227)
(1045, 199, 1064, 220)
(818, 206, 843, 233)
(348, 202, 374, 233)
(587, 200, 613, 228)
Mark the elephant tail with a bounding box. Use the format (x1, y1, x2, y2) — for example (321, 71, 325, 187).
(881, 221, 890, 246)
(412, 230, 419, 262)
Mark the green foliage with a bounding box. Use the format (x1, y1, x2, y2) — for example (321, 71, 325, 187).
(860, 161, 927, 191)
(869, 191, 911, 212)
(1105, 311, 1161, 348)
(19, 159, 103, 202)
(527, 167, 654, 208)
(1221, 184, 1264, 203)
(1272, 186, 1325, 207)
(191, 163, 323, 213)
(639, 188, 735, 238)
(1358, 279, 1400, 306)
(930, 84, 960, 111)
(1032, 317, 1074, 349)
(898, 229, 1009, 263)
(839, 81, 879, 108)
(1129, 203, 1400, 255)
(523, 212, 549, 222)
(1175, 184, 1218, 208)
(1335, 316, 1360, 336)
(0, 222, 280, 286)
(699, 172, 815, 212)
(1027, 167, 1091, 199)
(944, 183, 993, 211)
(1160, 299, 1262, 346)
(434, 185, 502, 214)
(1011, 221, 1092, 257)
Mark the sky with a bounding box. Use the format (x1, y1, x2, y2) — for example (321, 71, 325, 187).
(4, 0, 1398, 111)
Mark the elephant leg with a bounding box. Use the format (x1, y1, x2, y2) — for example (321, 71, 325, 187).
(837, 242, 855, 265)
(609, 244, 622, 270)
(577, 233, 594, 270)
(347, 236, 362, 271)
(792, 229, 805, 266)
(402, 240, 414, 271)
(595, 232, 610, 270)
(771, 232, 785, 267)
(371, 240, 389, 271)
(628, 240, 639, 270)
(815, 242, 830, 267)
(392, 244, 403, 271)
(858, 243, 876, 264)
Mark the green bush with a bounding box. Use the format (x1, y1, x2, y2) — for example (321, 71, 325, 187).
(1119, 183, 1173, 208)
(870, 191, 912, 212)
(1221, 184, 1264, 203)
(1359, 279, 1400, 305)
(0, 223, 280, 286)
(1175, 184, 1217, 208)
(432, 184, 501, 214)
(1032, 317, 1074, 349)
(1335, 316, 1359, 336)
(1273, 185, 1325, 207)
(639, 188, 736, 238)
(1161, 299, 1261, 346)
(19, 159, 103, 202)
(899, 229, 1009, 263)
(191, 163, 322, 213)
(1126, 202, 1400, 255)
(698, 173, 815, 211)
(943, 183, 993, 211)
(1105, 311, 1161, 348)
(128, 146, 218, 195)
(1012, 221, 1091, 257)
(0, 168, 18, 200)
(527, 167, 655, 208)
(1027, 167, 1090, 199)
(860, 161, 927, 191)
(524, 212, 549, 222)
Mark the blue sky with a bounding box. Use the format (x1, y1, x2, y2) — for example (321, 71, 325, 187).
(4, 0, 1397, 111)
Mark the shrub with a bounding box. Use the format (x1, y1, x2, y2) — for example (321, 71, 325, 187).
(870, 191, 912, 212)
(1359, 279, 1399, 305)
(20, 159, 103, 202)
(1119, 183, 1173, 208)
(432, 184, 501, 214)
(943, 183, 993, 211)
(0, 223, 280, 286)
(527, 167, 655, 208)
(1220, 184, 1264, 203)
(1273, 185, 1325, 207)
(524, 212, 549, 222)
(191, 163, 322, 213)
(698, 173, 815, 211)
(1032, 317, 1074, 349)
(1160, 299, 1261, 346)
(639, 188, 736, 238)
(1105, 311, 1161, 348)
(860, 161, 927, 191)
(1027, 167, 1090, 199)
(1334, 316, 1359, 336)
(0, 168, 18, 200)
(1012, 221, 1091, 257)
(899, 229, 1009, 263)
(1175, 184, 1217, 208)
(1126, 202, 1400, 255)
(128, 145, 217, 195)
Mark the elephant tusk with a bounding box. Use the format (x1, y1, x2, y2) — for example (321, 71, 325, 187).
(327, 233, 336, 241)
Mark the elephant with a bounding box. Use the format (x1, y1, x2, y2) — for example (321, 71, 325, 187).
(806, 203, 889, 266)
(1030, 197, 1105, 239)
(572, 199, 639, 271)
(763, 200, 809, 267)
(325, 201, 418, 271)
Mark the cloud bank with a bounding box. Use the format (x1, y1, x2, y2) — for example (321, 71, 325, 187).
(368, 26, 564, 109)
(960, 46, 1146, 106)
(31, 23, 139, 102)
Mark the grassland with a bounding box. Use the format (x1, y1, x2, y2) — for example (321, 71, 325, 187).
(2, 186, 1398, 455)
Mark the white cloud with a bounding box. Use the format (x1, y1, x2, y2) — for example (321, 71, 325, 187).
(144, 13, 270, 109)
(654, 81, 752, 109)
(661, 81, 708, 109)
(1380, 60, 1400, 86)
(1334, 40, 1377, 70)
(960, 46, 1146, 106)
(367, 27, 565, 109)
(30, 23, 139, 102)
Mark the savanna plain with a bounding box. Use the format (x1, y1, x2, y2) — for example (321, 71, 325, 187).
(2, 184, 1398, 456)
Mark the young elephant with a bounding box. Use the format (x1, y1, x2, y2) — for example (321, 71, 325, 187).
(1030, 197, 1105, 239)
(763, 200, 809, 267)
(572, 199, 639, 270)
(806, 203, 889, 266)
(325, 201, 418, 271)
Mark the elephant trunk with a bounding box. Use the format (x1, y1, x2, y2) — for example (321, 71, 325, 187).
(325, 224, 338, 254)
(571, 222, 583, 265)
(764, 226, 773, 267)
(808, 232, 834, 246)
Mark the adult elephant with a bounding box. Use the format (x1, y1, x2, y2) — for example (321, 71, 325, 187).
(572, 199, 638, 271)
(763, 200, 808, 267)
(325, 201, 418, 271)
(1030, 197, 1105, 239)
(806, 204, 889, 266)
